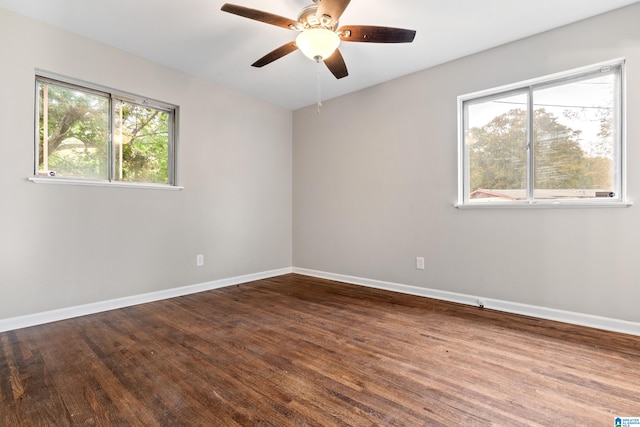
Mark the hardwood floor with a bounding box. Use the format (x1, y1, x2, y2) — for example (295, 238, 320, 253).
(1, 273, 639, 426)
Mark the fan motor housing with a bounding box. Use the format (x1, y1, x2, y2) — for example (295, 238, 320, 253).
(297, 4, 338, 30)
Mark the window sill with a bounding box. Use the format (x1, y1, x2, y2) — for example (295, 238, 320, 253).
(28, 177, 183, 190)
(455, 200, 633, 209)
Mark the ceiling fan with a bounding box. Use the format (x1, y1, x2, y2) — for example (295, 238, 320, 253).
(221, 0, 416, 79)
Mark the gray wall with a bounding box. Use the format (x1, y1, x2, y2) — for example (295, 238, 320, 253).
(0, 9, 292, 319)
(293, 4, 640, 323)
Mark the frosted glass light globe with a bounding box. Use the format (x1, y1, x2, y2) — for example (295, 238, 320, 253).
(296, 28, 340, 61)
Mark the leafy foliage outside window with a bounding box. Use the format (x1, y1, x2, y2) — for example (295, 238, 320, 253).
(460, 62, 623, 205)
(36, 76, 176, 185)
(114, 100, 169, 184)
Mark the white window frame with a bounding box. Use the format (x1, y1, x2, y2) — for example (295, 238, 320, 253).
(30, 71, 181, 190)
(456, 59, 629, 209)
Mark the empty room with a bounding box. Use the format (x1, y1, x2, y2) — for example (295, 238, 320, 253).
(1, 0, 639, 425)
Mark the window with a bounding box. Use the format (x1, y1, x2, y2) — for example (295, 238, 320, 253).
(34, 74, 178, 186)
(458, 60, 625, 207)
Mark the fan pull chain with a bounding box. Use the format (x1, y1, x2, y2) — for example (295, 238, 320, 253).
(316, 56, 322, 114)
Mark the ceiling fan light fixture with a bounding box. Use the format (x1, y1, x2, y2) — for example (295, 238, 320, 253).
(296, 28, 340, 61)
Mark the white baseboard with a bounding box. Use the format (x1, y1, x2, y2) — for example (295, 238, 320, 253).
(293, 267, 640, 337)
(0, 267, 293, 333)
(4, 266, 639, 337)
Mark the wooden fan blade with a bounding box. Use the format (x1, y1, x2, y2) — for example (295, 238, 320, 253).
(324, 49, 348, 79)
(221, 3, 298, 30)
(338, 25, 416, 43)
(252, 42, 298, 67)
(316, 0, 351, 25)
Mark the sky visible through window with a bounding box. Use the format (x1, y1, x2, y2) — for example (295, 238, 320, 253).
(468, 75, 614, 154)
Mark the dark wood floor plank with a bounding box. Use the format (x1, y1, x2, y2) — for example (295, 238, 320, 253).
(1, 273, 639, 426)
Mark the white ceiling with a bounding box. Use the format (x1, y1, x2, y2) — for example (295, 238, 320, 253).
(1, 0, 638, 110)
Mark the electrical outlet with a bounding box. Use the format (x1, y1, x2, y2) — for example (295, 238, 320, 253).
(196, 254, 204, 267)
(416, 257, 425, 270)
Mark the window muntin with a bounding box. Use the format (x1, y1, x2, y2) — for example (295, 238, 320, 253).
(36, 76, 177, 186)
(459, 61, 624, 206)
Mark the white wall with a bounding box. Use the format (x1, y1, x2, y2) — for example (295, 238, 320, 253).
(0, 9, 292, 319)
(293, 4, 640, 324)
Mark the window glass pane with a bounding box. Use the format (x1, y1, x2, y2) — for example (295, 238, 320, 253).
(459, 62, 623, 206)
(38, 82, 109, 180)
(465, 92, 528, 202)
(533, 73, 618, 200)
(114, 100, 170, 184)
